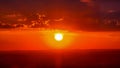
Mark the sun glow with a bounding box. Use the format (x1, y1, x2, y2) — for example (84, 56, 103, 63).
(54, 33, 63, 41)
(43, 30, 75, 49)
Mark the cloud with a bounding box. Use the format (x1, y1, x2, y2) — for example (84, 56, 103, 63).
(81, 0, 91, 2)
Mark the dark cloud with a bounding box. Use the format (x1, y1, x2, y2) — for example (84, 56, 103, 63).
(0, 0, 83, 13)
(81, 0, 91, 2)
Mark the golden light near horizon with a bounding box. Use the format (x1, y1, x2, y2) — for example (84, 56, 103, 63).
(54, 33, 63, 41)
(43, 30, 76, 49)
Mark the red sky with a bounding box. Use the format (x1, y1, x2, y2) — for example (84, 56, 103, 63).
(0, 31, 120, 50)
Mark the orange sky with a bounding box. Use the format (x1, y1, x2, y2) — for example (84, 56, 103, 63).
(0, 30, 120, 51)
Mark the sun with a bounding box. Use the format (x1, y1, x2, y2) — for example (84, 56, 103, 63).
(54, 33, 63, 41)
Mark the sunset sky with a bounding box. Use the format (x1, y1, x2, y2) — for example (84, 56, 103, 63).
(0, 0, 119, 13)
(0, 1, 120, 68)
(0, 0, 120, 50)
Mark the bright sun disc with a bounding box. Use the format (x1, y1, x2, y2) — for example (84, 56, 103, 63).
(54, 33, 63, 41)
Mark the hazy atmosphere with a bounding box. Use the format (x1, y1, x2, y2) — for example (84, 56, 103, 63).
(0, 0, 120, 30)
(0, 0, 120, 68)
